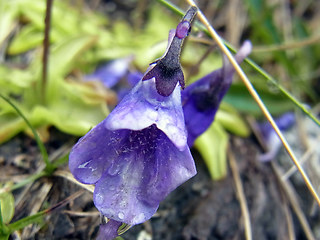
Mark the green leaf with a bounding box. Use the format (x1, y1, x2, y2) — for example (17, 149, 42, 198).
(216, 103, 250, 137)
(194, 121, 229, 180)
(7, 25, 44, 54)
(26, 77, 109, 136)
(30, 100, 107, 136)
(0, 113, 26, 144)
(0, 234, 9, 240)
(0, 66, 34, 95)
(0, 1, 18, 47)
(224, 82, 293, 117)
(51, 35, 97, 78)
(44, 35, 97, 100)
(0, 191, 15, 224)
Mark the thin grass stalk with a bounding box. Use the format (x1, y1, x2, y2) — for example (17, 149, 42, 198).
(228, 148, 252, 240)
(0, 94, 53, 172)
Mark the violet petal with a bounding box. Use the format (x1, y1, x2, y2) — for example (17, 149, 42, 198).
(93, 125, 196, 225)
(105, 78, 188, 151)
(69, 119, 126, 184)
(85, 57, 132, 88)
(258, 112, 295, 162)
(182, 41, 252, 146)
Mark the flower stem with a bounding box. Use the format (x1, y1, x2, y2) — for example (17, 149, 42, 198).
(0, 171, 48, 194)
(41, 0, 54, 104)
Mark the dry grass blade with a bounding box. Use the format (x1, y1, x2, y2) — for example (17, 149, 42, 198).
(63, 210, 100, 217)
(253, 35, 320, 53)
(228, 148, 252, 240)
(272, 162, 316, 240)
(54, 170, 94, 193)
(282, 143, 316, 181)
(21, 181, 53, 239)
(185, 0, 320, 207)
(282, 197, 296, 240)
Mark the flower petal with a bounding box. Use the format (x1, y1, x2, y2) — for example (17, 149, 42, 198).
(93, 124, 196, 225)
(85, 57, 132, 88)
(69, 119, 128, 184)
(182, 41, 252, 146)
(96, 219, 122, 240)
(105, 78, 188, 150)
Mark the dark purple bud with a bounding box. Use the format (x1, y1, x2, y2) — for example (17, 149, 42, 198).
(176, 21, 191, 39)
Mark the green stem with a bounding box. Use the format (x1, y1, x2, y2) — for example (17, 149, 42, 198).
(156, 0, 320, 128)
(52, 153, 69, 168)
(0, 94, 54, 172)
(2, 171, 48, 193)
(7, 210, 46, 232)
(157, 0, 183, 14)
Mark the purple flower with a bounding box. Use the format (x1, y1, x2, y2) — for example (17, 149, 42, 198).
(69, 77, 196, 222)
(182, 41, 252, 146)
(85, 56, 143, 101)
(258, 112, 295, 162)
(117, 71, 143, 100)
(85, 56, 133, 88)
(69, 7, 197, 240)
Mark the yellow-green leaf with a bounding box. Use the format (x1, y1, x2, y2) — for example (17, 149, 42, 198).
(0, 191, 15, 224)
(194, 121, 229, 180)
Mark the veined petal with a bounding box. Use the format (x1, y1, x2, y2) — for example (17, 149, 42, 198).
(93, 124, 196, 225)
(69, 119, 128, 184)
(105, 78, 188, 150)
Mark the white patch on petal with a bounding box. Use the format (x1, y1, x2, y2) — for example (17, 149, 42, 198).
(78, 160, 91, 169)
(133, 213, 145, 223)
(118, 212, 124, 220)
(95, 193, 104, 205)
